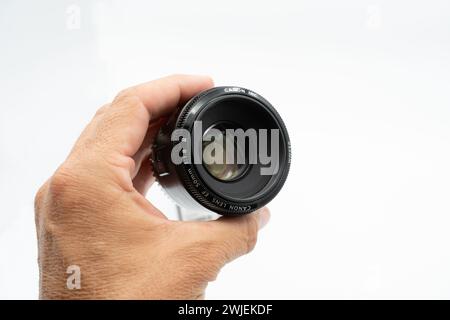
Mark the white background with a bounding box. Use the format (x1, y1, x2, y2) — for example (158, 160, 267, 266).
(1, 0, 450, 299)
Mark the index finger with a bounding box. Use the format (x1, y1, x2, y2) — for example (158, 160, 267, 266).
(121, 74, 214, 119)
(76, 74, 214, 158)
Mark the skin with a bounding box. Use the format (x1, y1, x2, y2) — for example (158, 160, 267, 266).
(34, 74, 270, 299)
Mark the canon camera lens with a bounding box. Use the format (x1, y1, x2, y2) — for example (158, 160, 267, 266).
(152, 86, 290, 216)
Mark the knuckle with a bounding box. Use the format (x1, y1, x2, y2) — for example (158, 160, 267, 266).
(34, 180, 49, 227)
(112, 91, 146, 117)
(47, 165, 79, 201)
(114, 88, 134, 101)
(94, 103, 110, 117)
(34, 180, 48, 211)
(49, 167, 71, 193)
(113, 89, 139, 106)
(39, 164, 91, 232)
(34, 167, 78, 234)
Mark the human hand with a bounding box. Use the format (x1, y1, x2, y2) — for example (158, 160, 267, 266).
(34, 74, 270, 299)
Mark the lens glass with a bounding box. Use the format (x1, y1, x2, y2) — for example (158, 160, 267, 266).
(202, 124, 248, 181)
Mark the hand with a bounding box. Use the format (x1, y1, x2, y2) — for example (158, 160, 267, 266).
(34, 74, 270, 299)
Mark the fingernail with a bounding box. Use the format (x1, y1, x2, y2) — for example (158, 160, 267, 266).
(258, 207, 271, 230)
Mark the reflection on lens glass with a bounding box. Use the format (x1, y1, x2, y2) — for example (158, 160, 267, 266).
(202, 125, 247, 181)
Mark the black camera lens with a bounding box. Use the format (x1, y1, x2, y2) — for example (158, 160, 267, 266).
(152, 86, 290, 216)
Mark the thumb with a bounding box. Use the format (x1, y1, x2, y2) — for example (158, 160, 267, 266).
(195, 207, 270, 264)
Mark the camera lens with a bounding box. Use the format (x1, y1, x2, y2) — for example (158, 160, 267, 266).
(152, 86, 290, 216)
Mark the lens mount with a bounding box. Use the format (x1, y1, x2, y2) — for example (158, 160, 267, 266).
(152, 86, 291, 215)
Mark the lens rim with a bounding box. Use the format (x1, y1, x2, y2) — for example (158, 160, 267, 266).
(175, 87, 290, 214)
(153, 86, 291, 215)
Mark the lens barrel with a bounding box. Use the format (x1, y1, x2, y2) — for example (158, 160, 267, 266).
(152, 86, 290, 215)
